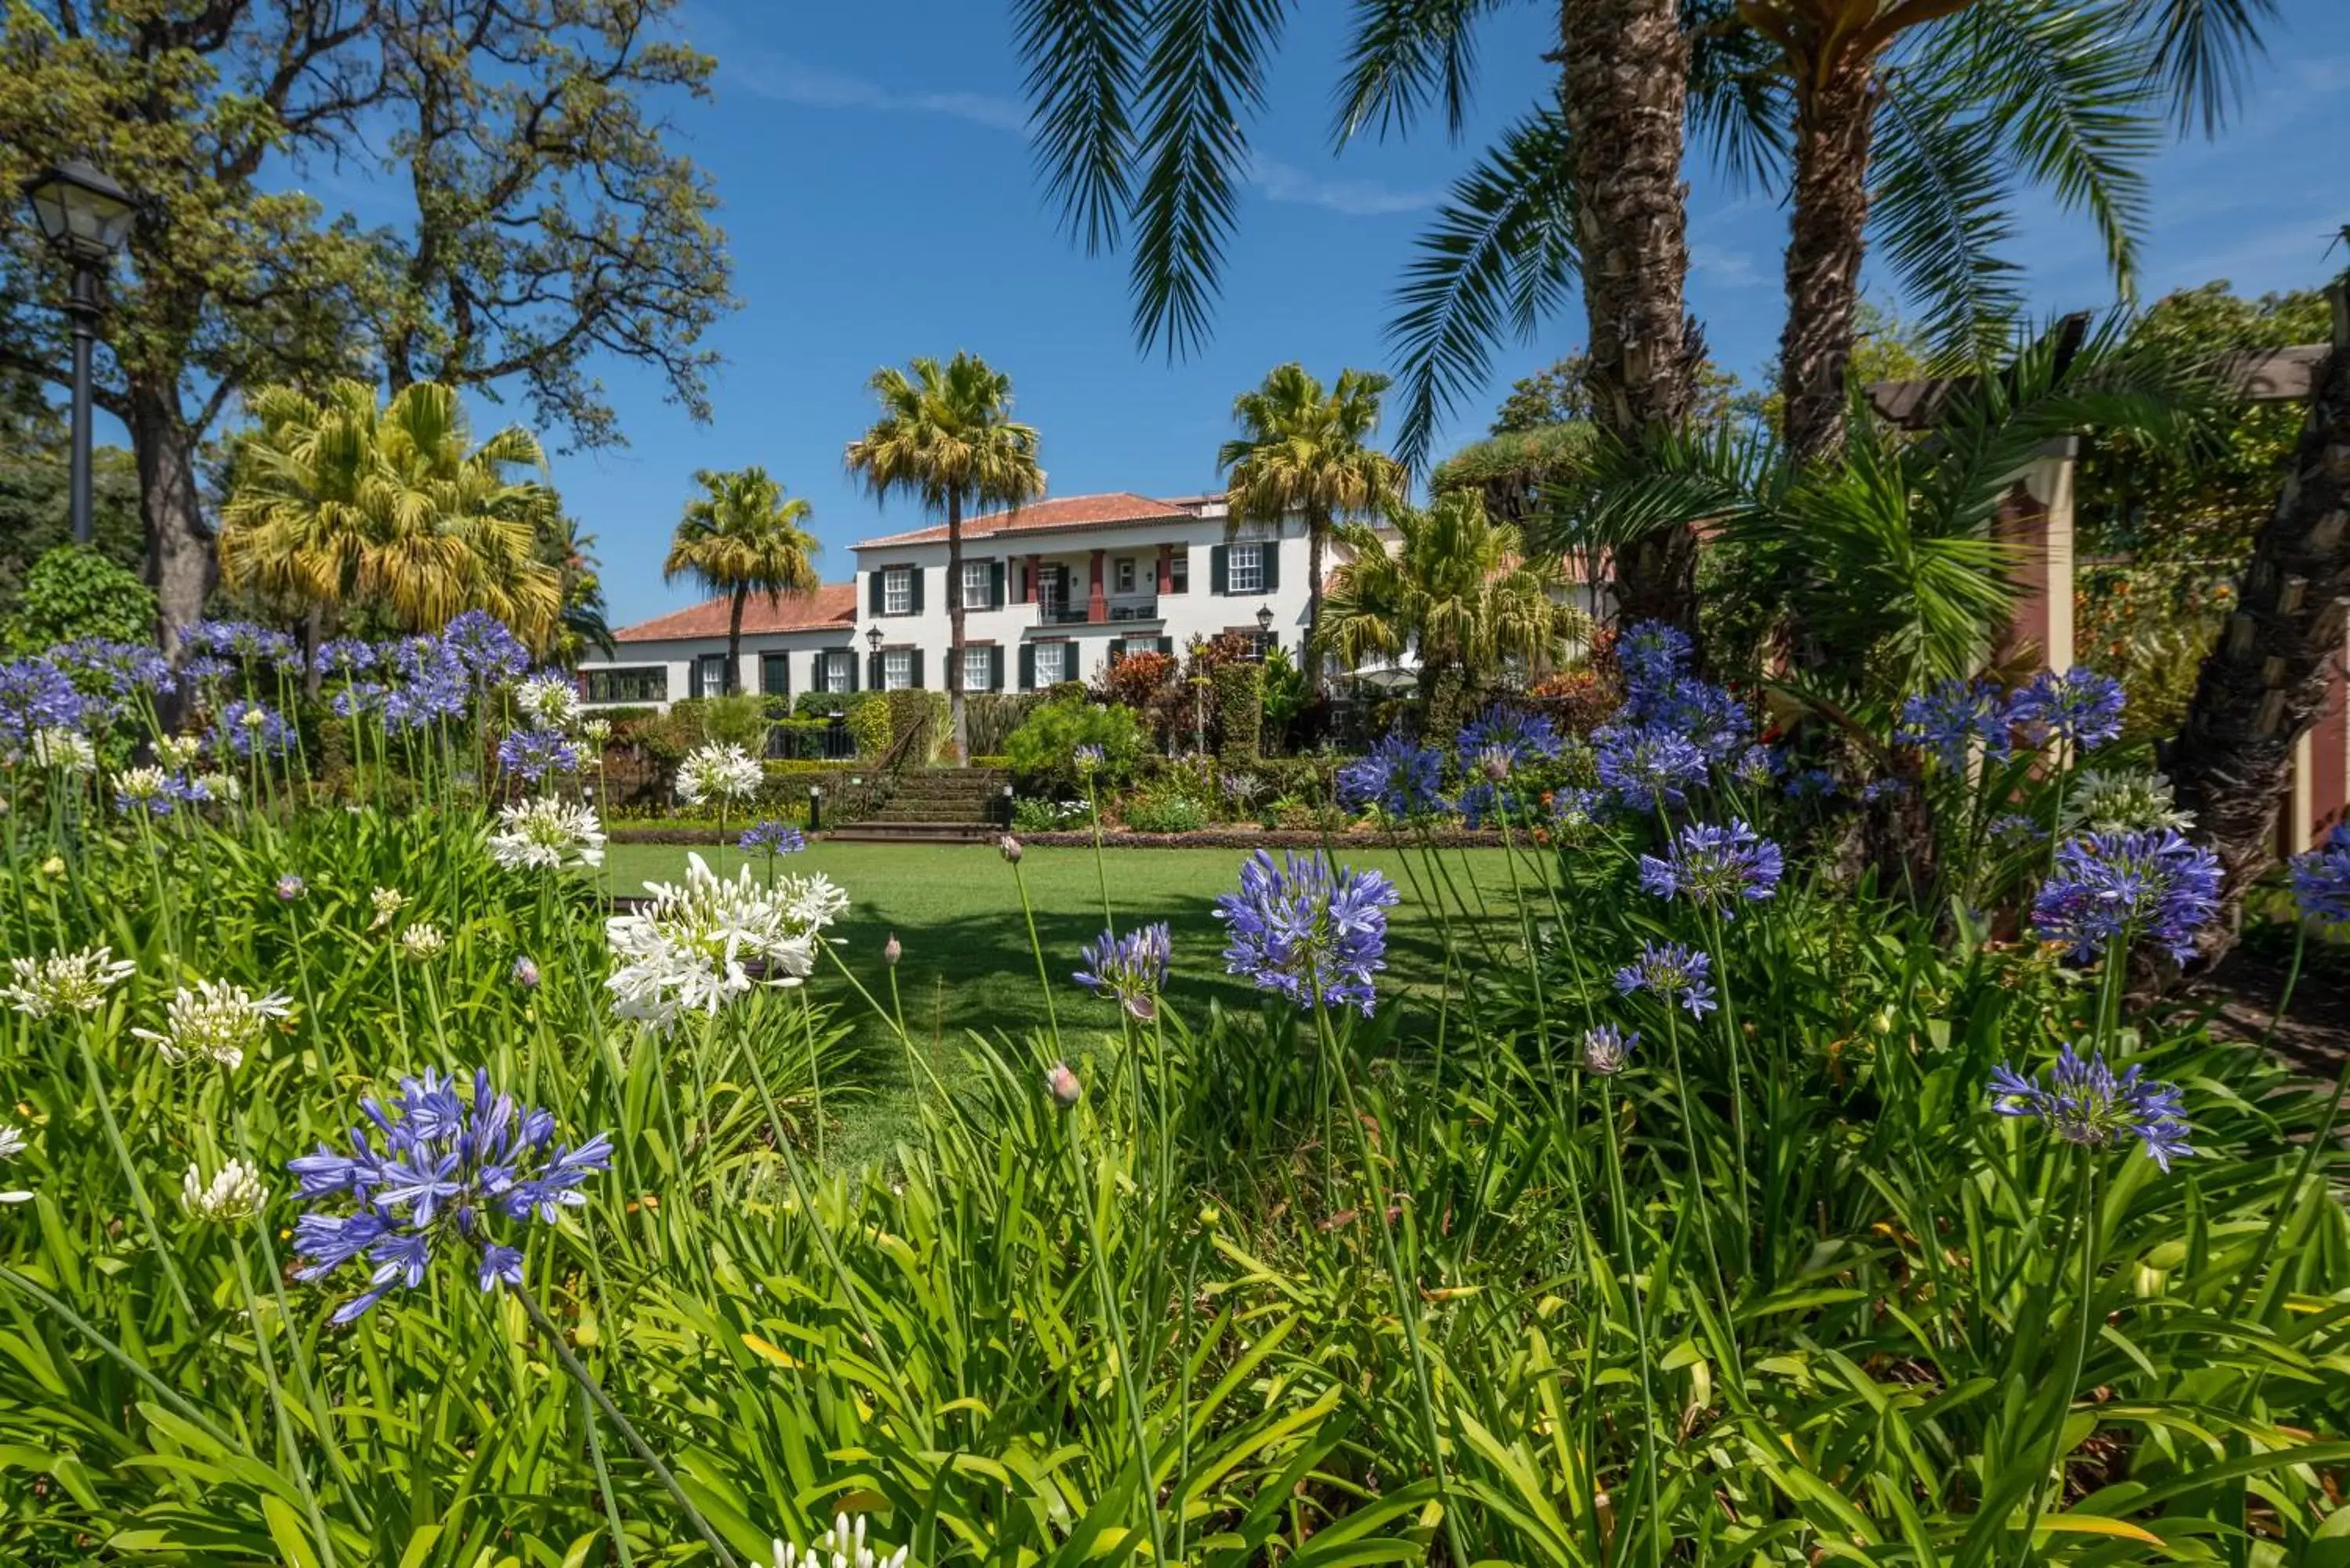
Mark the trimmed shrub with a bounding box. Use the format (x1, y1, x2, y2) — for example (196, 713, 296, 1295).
(5, 544, 156, 652)
(1213, 662, 1264, 761)
(1006, 699, 1144, 793)
(965, 695, 1038, 757)
(1119, 788, 1207, 834)
(883, 689, 949, 761)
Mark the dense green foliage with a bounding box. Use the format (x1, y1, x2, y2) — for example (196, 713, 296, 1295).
(3, 544, 154, 652)
(1006, 697, 1144, 792)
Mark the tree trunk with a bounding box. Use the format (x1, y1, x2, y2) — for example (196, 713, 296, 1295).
(2168, 276, 2350, 960)
(946, 490, 967, 764)
(302, 602, 327, 699)
(1560, 0, 1701, 631)
(726, 587, 747, 694)
(1778, 60, 1877, 464)
(128, 375, 215, 667)
(1305, 510, 1326, 695)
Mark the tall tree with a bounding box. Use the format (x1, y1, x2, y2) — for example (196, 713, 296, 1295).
(219, 380, 567, 655)
(1217, 363, 1406, 691)
(1323, 489, 1584, 729)
(662, 468, 819, 695)
(2170, 262, 2350, 957)
(846, 354, 1045, 764)
(0, 0, 730, 656)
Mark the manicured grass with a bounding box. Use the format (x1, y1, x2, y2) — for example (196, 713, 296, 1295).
(604, 839, 1525, 1161)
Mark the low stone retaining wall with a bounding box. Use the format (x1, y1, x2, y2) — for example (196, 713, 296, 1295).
(608, 825, 1511, 849)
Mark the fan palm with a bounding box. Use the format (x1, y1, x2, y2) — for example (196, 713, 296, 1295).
(1325, 490, 1585, 730)
(1217, 364, 1406, 695)
(663, 468, 820, 695)
(219, 380, 566, 653)
(846, 353, 1044, 762)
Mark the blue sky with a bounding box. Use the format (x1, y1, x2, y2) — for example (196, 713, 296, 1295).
(191, 2, 2350, 626)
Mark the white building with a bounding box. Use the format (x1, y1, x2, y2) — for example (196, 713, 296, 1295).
(582, 491, 1329, 710)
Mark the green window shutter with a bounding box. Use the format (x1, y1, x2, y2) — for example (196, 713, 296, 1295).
(1018, 644, 1036, 691)
(991, 560, 1007, 608)
(989, 645, 1004, 692)
(909, 567, 926, 615)
(911, 651, 925, 689)
(1108, 638, 1125, 666)
(1210, 544, 1228, 595)
(1260, 540, 1281, 594)
(1156, 636, 1174, 657)
(761, 653, 790, 695)
(868, 571, 884, 616)
(846, 652, 859, 693)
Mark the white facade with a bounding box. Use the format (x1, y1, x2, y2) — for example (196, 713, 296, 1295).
(581, 493, 1340, 710)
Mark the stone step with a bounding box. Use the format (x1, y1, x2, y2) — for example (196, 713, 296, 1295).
(824, 821, 1002, 844)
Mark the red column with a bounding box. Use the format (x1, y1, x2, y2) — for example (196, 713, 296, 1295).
(1024, 554, 1039, 604)
(1087, 548, 1108, 624)
(1156, 542, 1174, 596)
(1991, 482, 2054, 670)
(2314, 646, 2349, 839)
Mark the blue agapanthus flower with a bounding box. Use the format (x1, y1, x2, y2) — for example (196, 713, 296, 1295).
(1336, 731, 1450, 818)
(439, 612, 531, 685)
(179, 654, 234, 686)
(2288, 825, 2350, 927)
(384, 660, 472, 732)
(288, 1068, 612, 1324)
(55, 638, 175, 700)
(496, 727, 580, 782)
(1457, 703, 1562, 779)
(1614, 621, 1744, 759)
(1637, 818, 1784, 916)
(1786, 767, 1838, 801)
(1551, 785, 1611, 829)
(1988, 1046, 2192, 1171)
(1074, 921, 1173, 1021)
(1594, 722, 1708, 810)
(1213, 850, 1398, 1017)
(1862, 777, 1910, 804)
(1989, 812, 2047, 848)
(332, 681, 388, 719)
(1616, 622, 1694, 697)
(1613, 940, 1717, 1018)
(1730, 742, 1784, 789)
(2032, 826, 2222, 963)
(0, 658, 85, 745)
(2008, 667, 2126, 750)
(188, 620, 300, 667)
(1898, 677, 2012, 769)
(739, 819, 807, 856)
(313, 637, 378, 677)
(212, 699, 297, 759)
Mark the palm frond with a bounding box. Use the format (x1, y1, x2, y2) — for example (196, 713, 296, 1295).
(1332, 0, 1506, 146)
(1541, 424, 1774, 557)
(1017, 0, 1147, 254)
(1126, 0, 1294, 358)
(1682, 0, 1789, 193)
(1385, 106, 1577, 471)
(1868, 70, 2023, 364)
(2133, 0, 2277, 134)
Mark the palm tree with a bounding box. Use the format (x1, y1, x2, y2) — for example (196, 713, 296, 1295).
(1217, 365, 1405, 695)
(845, 353, 1044, 762)
(219, 380, 566, 656)
(1324, 490, 1585, 733)
(662, 468, 820, 695)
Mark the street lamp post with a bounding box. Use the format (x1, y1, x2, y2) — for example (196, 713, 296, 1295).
(1254, 602, 1275, 659)
(21, 159, 135, 546)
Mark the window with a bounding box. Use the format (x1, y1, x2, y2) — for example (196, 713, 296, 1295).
(1227, 544, 1263, 594)
(1168, 548, 1188, 594)
(1037, 568, 1064, 614)
(884, 566, 913, 616)
(760, 654, 790, 695)
(692, 653, 728, 697)
(961, 559, 993, 609)
(1115, 558, 1135, 594)
(1033, 641, 1067, 686)
(824, 652, 852, 693)
(584, 666, 666, 704)
(883, 649, 913, 690)
(964, 644, 992, 692)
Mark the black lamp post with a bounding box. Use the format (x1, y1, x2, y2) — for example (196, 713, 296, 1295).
(1254, 602, 1275, 656)
(22, 159, 135, 546)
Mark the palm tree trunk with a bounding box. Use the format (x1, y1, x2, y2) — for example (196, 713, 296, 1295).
(1305, 511, 1326, 696)
(1778, 60, 1877, 464)
(2169, 276, 2350, 960)
(302, 602, 327, 699)
(1560, 0, 1701, 630)
(128, 375, 215, 670)
(946, 490, 968, 764)
(726, 587, 747, 695)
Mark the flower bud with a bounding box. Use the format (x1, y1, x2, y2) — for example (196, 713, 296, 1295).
(275, 873, 306, 902)
(38, 854, 65, 880)
(998, 833, 1024, 865)
(1046, 1060, 1080, 1107)
(511, 955, 540, 990)
(883, 934, 902, 967)
(1479, 746, 1512, 783)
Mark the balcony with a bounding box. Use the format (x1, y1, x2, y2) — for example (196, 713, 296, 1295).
(1036, 594, 1161, 627)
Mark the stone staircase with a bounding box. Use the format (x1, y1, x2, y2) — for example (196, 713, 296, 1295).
(827, 766, 1011, 843)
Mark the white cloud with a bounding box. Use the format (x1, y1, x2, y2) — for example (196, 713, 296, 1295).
(724, 52, 1032, 135)
(1691, 242, 1762, 287)
(1246, 155, 1442, 217)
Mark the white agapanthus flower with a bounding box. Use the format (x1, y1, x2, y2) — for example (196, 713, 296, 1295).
(180, 1158, 269, 1221)
(155, 734, 204, 771)
(0, 1123, 29, 1205)
(196, 768, 241, 802)
(515, 674, 583, 728)
(606, 853, 840, 1029)
(114, 764, 174, 807)
(131, 979, 295, 1070)
(580, 717, 613, 746)
(31, 727, 96, 775)
(2062, 768, 2196, 834)
(676, 742, 763, 807)
(769, 1514, 909, 1568)
(399, 923, 448, 961)
(2, 945, 137, 1018)
(488, 795, 607, 872)
(370, 886, 407, 930)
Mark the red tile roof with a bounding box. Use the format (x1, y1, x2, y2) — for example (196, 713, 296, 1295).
(855, 491, 1194, 549)
(614, 582, 858, 643)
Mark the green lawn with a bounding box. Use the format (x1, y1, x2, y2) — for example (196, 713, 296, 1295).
(604, 840, 1523, 1161)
